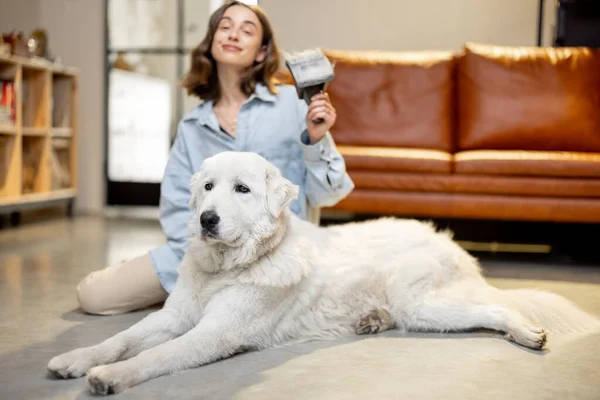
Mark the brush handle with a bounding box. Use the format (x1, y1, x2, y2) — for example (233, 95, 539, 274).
(302, 84, 326, 124)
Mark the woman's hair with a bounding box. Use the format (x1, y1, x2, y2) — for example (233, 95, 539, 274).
(181, 1, 282, 102)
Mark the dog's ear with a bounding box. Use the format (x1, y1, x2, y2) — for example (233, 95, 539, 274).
(266, 165, 299, 218)
(189, 171, 203, 210)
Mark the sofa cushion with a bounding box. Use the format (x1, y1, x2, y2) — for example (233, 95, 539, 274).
(324, 49, 456, 152)
(348, 170, 600, 198)
(450, 175, 600, 198)
(457, 42, 600, 152)
(338, 145, 452, 173)
(454, 150, 600, 178)
(349, 171, 452, 192)
(328, 190, 600, 223)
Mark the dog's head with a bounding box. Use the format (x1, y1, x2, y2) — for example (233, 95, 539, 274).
(188, 151, 299, 248)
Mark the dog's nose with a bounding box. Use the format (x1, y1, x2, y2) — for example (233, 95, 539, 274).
(200, 210, 220, 230)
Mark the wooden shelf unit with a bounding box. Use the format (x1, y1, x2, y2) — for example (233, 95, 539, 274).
(0, 54, 78, 216)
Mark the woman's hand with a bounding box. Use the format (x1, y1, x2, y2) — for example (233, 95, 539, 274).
(306, 92, 336, 144)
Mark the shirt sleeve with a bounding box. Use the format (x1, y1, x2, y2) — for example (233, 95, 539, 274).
(148, 122, 195, 292)
(296, 98, 355, 208)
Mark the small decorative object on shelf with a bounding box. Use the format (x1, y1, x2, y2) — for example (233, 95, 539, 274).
(2, 28, 63, 67)
(2, 31, 30, 57)
(28, 29, 48, 58)
(0, 36, 10, 56)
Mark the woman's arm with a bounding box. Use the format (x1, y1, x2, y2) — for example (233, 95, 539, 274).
(296, 93, 355, 208)
(148, 122, 196, 292)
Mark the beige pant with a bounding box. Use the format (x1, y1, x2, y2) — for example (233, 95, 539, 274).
(76, 254, 168, 315)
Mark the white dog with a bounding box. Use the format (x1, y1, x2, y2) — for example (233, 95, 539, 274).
(48, 151, 600, 395)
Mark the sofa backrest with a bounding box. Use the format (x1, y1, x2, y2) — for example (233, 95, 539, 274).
(457, 42, 600, 152)
(276, 44, 600, 154)
(323, 49, 457, 152)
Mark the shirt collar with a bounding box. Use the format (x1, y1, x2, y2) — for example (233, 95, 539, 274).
(183, 82, 276, 124)
(251, 82, 277, 103)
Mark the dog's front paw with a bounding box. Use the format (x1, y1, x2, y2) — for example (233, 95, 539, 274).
(86, 365, 128, 396)
(506, 324, 547, 350)
(355, 309, 394, 335)
(47, 347, 96, 379)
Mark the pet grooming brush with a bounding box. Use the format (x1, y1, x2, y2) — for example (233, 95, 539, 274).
(284, 48, 335, 124)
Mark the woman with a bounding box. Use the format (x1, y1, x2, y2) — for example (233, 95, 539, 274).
(76, 1, 354, 315)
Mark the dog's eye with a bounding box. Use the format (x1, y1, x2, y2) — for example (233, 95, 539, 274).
(235, 184, 250, 194)
(204, 183, 213, 191)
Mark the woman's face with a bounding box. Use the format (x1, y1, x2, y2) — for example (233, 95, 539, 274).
(211, 5, 266, 70)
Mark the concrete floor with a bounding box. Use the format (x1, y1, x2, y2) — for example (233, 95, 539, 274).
(1, 216, 599, 399)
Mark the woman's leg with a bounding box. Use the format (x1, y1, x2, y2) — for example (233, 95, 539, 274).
(77, 254, 168, 315)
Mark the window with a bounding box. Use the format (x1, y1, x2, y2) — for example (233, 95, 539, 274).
(104, 0, 230, 206)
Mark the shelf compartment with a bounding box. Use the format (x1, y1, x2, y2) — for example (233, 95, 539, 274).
(52, 75, 75, 128)
(0, 58, 19, 78)
(0, 135, 21, 197)
(50, 137, 73, 190)
(22, 136, 50, 194)
(22, 68, 50, 129)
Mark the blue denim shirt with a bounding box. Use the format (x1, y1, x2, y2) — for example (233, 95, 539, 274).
(148, 83, 355, 292)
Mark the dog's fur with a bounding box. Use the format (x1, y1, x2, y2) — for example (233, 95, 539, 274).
(48, 151, 600, 395)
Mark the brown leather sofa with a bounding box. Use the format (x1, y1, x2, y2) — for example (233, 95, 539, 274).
(298, 42, 600, 223)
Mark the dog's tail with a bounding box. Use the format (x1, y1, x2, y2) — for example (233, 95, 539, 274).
(501, 288, 600, 334)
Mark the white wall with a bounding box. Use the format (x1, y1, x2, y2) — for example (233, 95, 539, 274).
(541, 0, 558, 47)
(39, 0, 105, 215)
(0, 0, 41, 34)
(260, 0, 556, 52)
